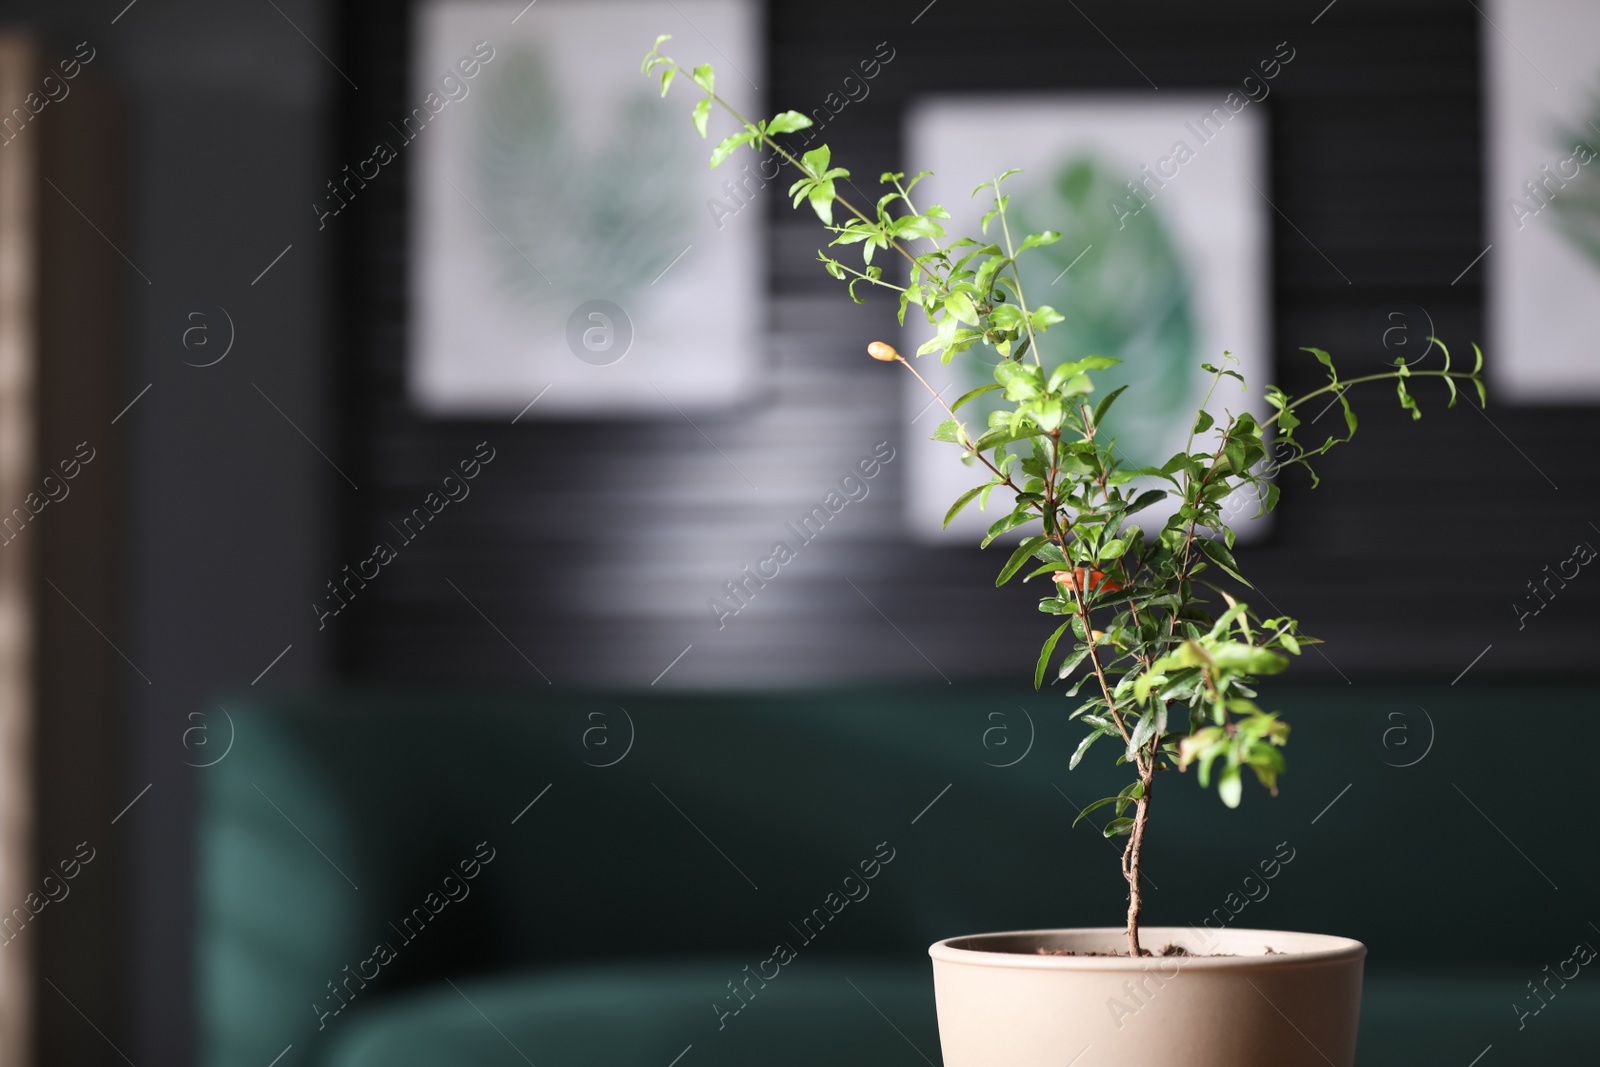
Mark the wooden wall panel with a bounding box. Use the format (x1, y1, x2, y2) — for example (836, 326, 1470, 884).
(0, 32, 36, 1067)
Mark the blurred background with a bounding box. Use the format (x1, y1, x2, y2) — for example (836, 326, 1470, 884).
(0, 0, 1595, 1064)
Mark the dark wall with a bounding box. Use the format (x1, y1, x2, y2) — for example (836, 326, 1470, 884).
(34, 59, 124, 1067)
(117, 4, 337, 1060)
(0, 1, 336, 1064)
(335, 0, 1595, 694)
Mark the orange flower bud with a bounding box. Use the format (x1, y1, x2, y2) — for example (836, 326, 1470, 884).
(867, 341, 901, 362)
(1052, 568, 1124, 593)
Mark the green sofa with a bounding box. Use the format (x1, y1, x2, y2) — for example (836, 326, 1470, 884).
(197, 685, 1598, 1066)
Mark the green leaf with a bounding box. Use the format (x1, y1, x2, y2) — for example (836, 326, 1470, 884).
(1029, 306, 1065, 330)
(1396, 376, 1421, 421)
(1070, 729, 1104, 771)
(1179, 726, 1225, 770)
(1091, 385, 1129, 428)
(1201, 361, 1244, 384)
(1019, 230, 1062, 251)
(1030, 396, 1065, 433)
(973, 425, 1043, 453)
(801, 144, 832, 176)
(1124, 489, 1166, 516)
(1193, 408, 1214, 435)
(1245, 742, 1286, 793)
(691, 98, 711, 138)
(1035, 621, 1071, 689)
(1218, 764, 1242, 808)
(997, 536, 1049, 587)
(1160, 452, 1195, 478)
(1102, 817, 1135, 838)
(945, 292, 979, 326)
(765, 110, 811, 134)
(1057, 646, 1090, 682)
(710, 129, 752, 167)
(1056, 355, 1120, 375)
(808, 180, 837, 225)
(973, 173, 1021, 198)
(943, 484, 988, 529)
(1208, 643, 1289, 675)
(1058, 373, 1094, 397)
(1072, 793, 1121, 828)
(659, 68, 677, 96)
(951, 383, 1003, 412)
(989, 304, 1024, 331)
(1302, 346, 1338, 382)
(1197, 537, 1251, 587)
(972, 508, 1036, 547)
(894, 215, 947, 241)
(691, 64, 715, 93)
(1128, 707, 1157, 757)
(1115, 778, 1146, 817)
(931, 419, 962, 443)
(1261, 482, 1281, 513)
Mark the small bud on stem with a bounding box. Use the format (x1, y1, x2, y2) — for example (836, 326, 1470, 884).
(867, 341, 901, 362)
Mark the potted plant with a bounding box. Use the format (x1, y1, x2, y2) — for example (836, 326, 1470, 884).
(643, 39, 1485, 1066)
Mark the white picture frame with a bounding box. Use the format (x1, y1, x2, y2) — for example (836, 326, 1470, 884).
(901, 95, 1272, 543)
(1485, 0, 1600, 402)
(409, 0, 765, 417)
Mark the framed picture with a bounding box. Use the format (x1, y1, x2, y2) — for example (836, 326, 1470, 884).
(901, 95, 1272, 543)
(409, 0, 764, 417)
(1486, 0, 1600, 402)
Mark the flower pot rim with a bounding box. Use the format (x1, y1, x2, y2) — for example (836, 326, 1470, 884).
(929, 926, 1367, 971)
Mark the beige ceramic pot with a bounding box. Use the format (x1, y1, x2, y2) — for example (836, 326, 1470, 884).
(929, 926, 1365, 1067)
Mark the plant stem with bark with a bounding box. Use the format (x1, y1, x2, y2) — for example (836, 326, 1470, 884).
(1122, 770, 1154, 956)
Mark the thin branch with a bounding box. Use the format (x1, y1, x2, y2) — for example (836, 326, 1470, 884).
(1260, 369, 1481, 430)
(675, 68, 933, 281)
(991, 175, 1042, 367)
(891, 354, 1035, 507)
